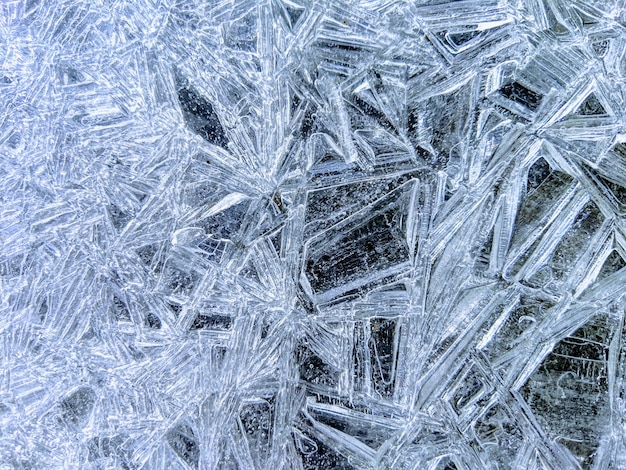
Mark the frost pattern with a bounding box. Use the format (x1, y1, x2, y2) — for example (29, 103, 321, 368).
(1, 0, 626, 469)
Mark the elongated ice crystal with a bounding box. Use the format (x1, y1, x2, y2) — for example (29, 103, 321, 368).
(1, 0, 626, 468)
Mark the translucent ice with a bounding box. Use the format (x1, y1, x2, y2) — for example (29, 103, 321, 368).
(1, 0, 626, 469)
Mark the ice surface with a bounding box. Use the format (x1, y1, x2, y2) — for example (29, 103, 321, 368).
(1, 0, 626, 469)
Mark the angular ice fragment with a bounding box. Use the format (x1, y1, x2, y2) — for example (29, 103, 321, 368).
(499, 82, 543, 112)
(298, 344, 339, 389)
(200, 197, 250, 240)
(576, 93, 607, 116)
(145, 312, 161, 329)
(526, 157, 552, 193)
(162, 264, 199, 298)
(521, 317, 613, 467)
(109, 205, 131, 231)
(239, 400, 273, 468)
(304, 172, 416, 237)
(449, 364, 489, 414)
(587, 167, 626, 215)
(136, 244, 159, 267)
(190, 314, 232, 331)
(111, 294, 131, 322)
(446, 30, 481, 47)
(60, 387, 96, 429)
(368, 318, 397, 398)
(303, 182, 413, 302)
(177, 84, 228, 148)
(504, 167, 577, 278)
(305, 210, 408, 293)
(166, 424, 200, 469)
(596, 250, 626, 281)
(306, 400, 397, 450)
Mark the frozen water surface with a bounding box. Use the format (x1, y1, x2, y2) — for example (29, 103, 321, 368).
(1, 0, 626, 468)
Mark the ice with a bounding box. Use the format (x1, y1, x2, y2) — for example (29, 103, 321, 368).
(2, 0, 626, 468)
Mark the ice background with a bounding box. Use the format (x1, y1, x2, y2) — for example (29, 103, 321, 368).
(1, 0, 626, 468)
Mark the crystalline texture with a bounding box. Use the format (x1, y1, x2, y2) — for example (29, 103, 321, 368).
(1, 0, 626, 469)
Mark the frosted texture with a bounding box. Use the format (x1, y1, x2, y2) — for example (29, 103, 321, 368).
(1, 1, 626, 469)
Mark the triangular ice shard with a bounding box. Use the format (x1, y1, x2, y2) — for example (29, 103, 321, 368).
(596, 249, 626, 281)
(575, 93, 607, 116)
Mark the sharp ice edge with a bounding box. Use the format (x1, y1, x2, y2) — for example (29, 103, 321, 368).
(1, 0, 626, 468)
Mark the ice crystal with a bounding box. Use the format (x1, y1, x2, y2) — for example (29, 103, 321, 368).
(1, 0, 626, 468)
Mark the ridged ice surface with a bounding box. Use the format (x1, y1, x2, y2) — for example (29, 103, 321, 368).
(1, 1, 626, 469)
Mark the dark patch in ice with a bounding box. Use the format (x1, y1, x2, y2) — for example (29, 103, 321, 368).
(177, 85, 228, 148)
(60, 387, 96, 428)
(166, 424, 200, 469)
(500, 82, 543, 111)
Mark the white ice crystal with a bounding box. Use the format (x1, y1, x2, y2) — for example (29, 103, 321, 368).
(1, 0, 626, 468)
